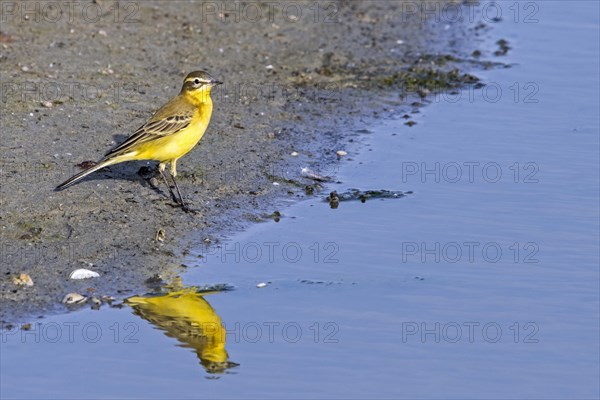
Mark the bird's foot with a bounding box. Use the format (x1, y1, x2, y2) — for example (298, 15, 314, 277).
(167, 200, 200, 214)
(181, 204, 201, 215)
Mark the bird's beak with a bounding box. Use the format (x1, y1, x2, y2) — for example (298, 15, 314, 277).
(210, 80, 223, 86)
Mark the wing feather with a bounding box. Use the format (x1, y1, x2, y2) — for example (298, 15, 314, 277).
(105, 112, 193, 157)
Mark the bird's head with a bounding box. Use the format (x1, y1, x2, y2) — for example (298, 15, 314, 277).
(181, 70, 222, 104)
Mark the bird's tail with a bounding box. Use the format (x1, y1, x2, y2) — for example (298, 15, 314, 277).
(55, 157, 121, 191)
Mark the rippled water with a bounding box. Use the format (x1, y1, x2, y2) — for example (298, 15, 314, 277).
(2, 2, 598, 398)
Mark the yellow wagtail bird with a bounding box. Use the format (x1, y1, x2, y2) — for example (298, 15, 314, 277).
(56, 70, 222, 210)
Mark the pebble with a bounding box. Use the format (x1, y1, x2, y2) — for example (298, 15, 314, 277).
(91, 297, 102, 309)
(336, 150, 347, 157)
(291, 151, 298, 156)
(256, 282, 268, 288)
(328, 191, 340, 209)
(13, 273, 33, 286)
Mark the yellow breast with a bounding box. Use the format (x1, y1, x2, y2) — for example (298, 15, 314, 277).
(136, 100, 213, 162)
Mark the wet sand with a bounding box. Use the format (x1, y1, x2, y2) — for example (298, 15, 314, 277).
(0, 1, 488, 323)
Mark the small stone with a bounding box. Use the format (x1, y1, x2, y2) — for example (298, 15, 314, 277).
(77, 161, 96, 169)
(156, 228, 166, 242)
(145, 274, 163, 287)
(328, 191, 340, 209)
(13, 273, 33, 286)
(336, 150, 347, 157)
(291, 151, 299, 156)
(100, 295, 115, 303)
(0, 32, 13, 43)
(256, 282, 268, 288)
(21, 65, 29, 72)
(98, 30, 107, 36)
(41, 101, 53, 108)
(91, 297, 102, 309)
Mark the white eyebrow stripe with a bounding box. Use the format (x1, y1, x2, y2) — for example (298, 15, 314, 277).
(186, 77, 211, 83)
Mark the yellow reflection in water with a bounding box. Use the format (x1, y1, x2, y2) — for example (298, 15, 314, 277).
(126, 287, 238, 374)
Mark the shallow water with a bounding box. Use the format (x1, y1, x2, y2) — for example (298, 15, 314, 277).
(2, 2, 598, 398)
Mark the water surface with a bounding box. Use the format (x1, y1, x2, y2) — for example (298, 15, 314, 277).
(1, 2, 598, 398)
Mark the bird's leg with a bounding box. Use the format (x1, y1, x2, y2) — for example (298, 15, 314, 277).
(170, 175, 187, 209)
(158, 162, 179, 203)
(169, 159, 188, 210)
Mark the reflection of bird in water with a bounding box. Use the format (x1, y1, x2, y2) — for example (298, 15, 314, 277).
(126, 288, 238, 374)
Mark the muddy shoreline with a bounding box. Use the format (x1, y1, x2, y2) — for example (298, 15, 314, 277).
(1, 1, 495, 324)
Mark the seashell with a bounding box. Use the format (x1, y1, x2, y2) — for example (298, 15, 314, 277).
(301, 167, 332, 182)
(62, 293, 87, 304)
(69, 268, 100, 280)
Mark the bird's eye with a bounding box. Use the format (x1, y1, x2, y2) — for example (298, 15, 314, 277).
(194, 79, 201, 85)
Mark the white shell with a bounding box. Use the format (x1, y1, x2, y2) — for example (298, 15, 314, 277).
(290, 151, 299, 156)
(336, 150, 348, 157)
(256, 282, 268, 288)
(62, 293, 87, 304)
(301, 167, 331, 182)
(69, 268, 100, 280)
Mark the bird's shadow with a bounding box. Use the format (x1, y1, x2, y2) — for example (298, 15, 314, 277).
(60, 134, 166, 196)
(112, 134, 129, 144)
